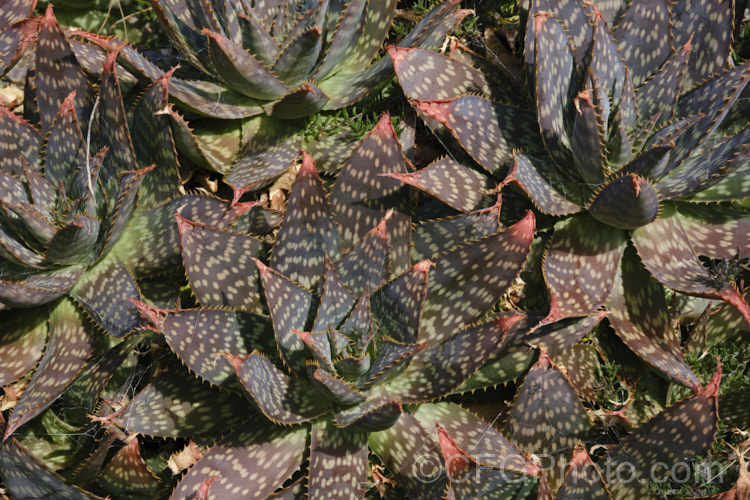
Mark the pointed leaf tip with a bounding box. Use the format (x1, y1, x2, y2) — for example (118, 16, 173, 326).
(156, 65, 180, 89)
(217, 352, 246, 373)
(60, 91, 77, 114)
(301, 151, 316, 173)
(42, 3, 55, 23)
(252, 258, 268, 274)
(386, 45, 409, 65)
(702, 360, 722, 397)
(436, 425, 471, 476)
(104, 43, 127, 71)
(129, 299, 167, 330)
(174, 213, 195, 233)
(507, 211, 535, 241)
(534, 11, 553, 32)
(414, 260, 435, 275)
(719, 285, 750, 326)
(413, 100, 451, 122)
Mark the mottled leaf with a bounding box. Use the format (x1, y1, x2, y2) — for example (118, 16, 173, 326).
(606, 246, 700, 388)
(588, 174, 660, 230)
(70, 257, 141, 338)
(170, 416, 306, 500)
(0, 307, 47, 387)
(330, 113, 411, 274)
(43, 90, 84, 186)
(271, 28, 322, 87)
(674, 203, 750, 261)
(413, 95, 540, 175)
(503, 350, 592, 491)
(113, 363, 247, 438)
(358, 338, 426, 389)
(605, 367, 720, 498)
(612, 0, 671, 86)
(371, 260, 431, 345)
(555, 443, 611, 499)
(314, 0, 367, 80)
(543, 213, 627, 322)
(5, 298, 96, 439)
(0, 266, 83, 308)
(554, 344, 604, 402)
(420, 212, 535, 345)
(225, 128, 300, 193)
(263, 81, 330, 118)
(313, 258, 357, 332)
(571, 90, 607, 184)
(0, 105, 40, 176)
(333, 393, 401, 431)
(307, 364, 366, 405)
(270, 152, 340, 288)
(308, 419, 368, 499)
(636, 39, 691, 123)
(256, 259, 313, 372)
(588, 4, 627, 111)
(45, 215, 100, 266)
(178, 215, 263, 312)
(229, 351, 330, 424)
(96, 438, 161, 496)
(334, 213, 390, 296)
(506, 152, 584, 216)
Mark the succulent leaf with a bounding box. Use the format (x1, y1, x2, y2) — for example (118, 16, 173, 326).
(0, 307, 47, 387)
(0, 266, 84, 308)
(5, 297, 96, 440)
(96, 438, 162, 497)
(307, 364, 367, 405)
(170, 416, 307, 500)
(612, 0, 671, 86)
(271, 28, 323, 87)
(0, 104, 40, 176)
(587, 174, 660, 230)
(371, 260, 431, 345)
(263, 81, 330, 118)
(555, 443, 612, 499)
(635, 39, 691, 123)
(334, 215, 390, 296)
(44, 91, 85, 187)
(313, 258, 358, 332)
(333, 394, 402, 432)
(673, 203, 750, 260)
(308, 419, 368, 499)
(571, 90, 607, 184)
(507, 152, 584, 216)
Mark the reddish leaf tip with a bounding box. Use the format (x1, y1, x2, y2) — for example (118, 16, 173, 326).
(584, 1, 606, 22)
(301, 151, 317, 174)
(129, 299, 167, 330)
(534, 11, 553, 33)
(291, 328, 313, 344)
(43, 4, 55, 24)
(373, 112, 395, 137)
(252, 258, 268, 274)
(719, 285, 750, 326)
(495, 312, 526, 334)
(231, 187, 248, 207)
(386, 45, 410, 66)
(174, 212, 195, 234)
(412, 100, 451, 123)
(414, 260, 436, 275)
(436, 425, 472, 476)
(60, 91, 77, 114)
(217, 352, 245, 373)
(570, 445, 590, 468)
(156, 65, 180, 91)
(232, 200, 265, 216)
(507, 210, 536, 242)
(104, 43, 127, 73)
(197, 474, 221, 500)
(701, 360, 722, 397)
(683, 34, 693, 54)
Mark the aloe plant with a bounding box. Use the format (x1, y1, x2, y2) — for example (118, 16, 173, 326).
(71, 0, 471, 197)
(389, 0, 750, 391)
(98, 113, 540, 499)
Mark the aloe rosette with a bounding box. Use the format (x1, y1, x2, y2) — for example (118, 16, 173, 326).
(389, 0, 750, 391)
(109, 114, 544, 499)
(71, 0, 471, 196)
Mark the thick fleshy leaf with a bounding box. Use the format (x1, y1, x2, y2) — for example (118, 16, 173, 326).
(22, 157, 56, 210)
(115, 194, 250, 277)
(620, 143, 675, 180)
(340, 291, 373, 343)
(571, 90, 606, 184)
(534, 12, 575, 167)
(0, 435, 104, 500)
(112, 364, 246, 438)
(384, 157, 491, 212)
(674, 203, 750, 261)
(144, 306, 274, 388)
(555, 443, 611, 499)
(588, 174, 660, 230)
(389, 46, 493, 101)
(719, 389, 750, 431)
(237, 10, 279, 64)
(671, 0, 733, 87)
(543, 213, 627, 321)
(270, 153, 340, 288)
(5, 298, 96, 439)
(308, 419, 368, 499)
(131, 69, 181, 209)
(553, 343, 604, 402)
(225, 129, 300, 193)
(588, 4, 627, 111)
(503, 350, 592, 490)
(635, 40, 691, 122)
(330, 113, 411, 274)
(170, 416, 307, 500)
(412, 197, 502, 262)
(420, 212, 535, 345)
(657, 125, 750, 200)
(525, 0, 592, 65)
(0, 171, 27, 206)
(263, 81, 330, 118)
(0, 266, 83, 308)
(358, 338, 426, 388)
(334, 213, 390, 296)
(34, 6, 93, 134)
(369, 411, 448, 499)
(0, 204, 50, 255)
(612, 0, 671, 86)
(178, 215, 263, 312)
(371, 260, 431, 345)
(631, 206, 750, 324)
(70, 257, 141, 338)
(0, 105, 40, 176)
(0, 224, 45, 268)
(44, 91, 84, 186)
(271, 28, 322, 87)
(0, 0, 36, 28)
(605, 367, 720, 498)
(413, 95, 540, 175)
(256, 259, 313, 372)
(333, 394, 401, 431)
(313, 258, 357, 332)
(167, 108, 241, 175)
(204, 28, 288, 100)
(0, 307, 47, 387)
(506, 152, 584, 216)
(606, 247, 700, 389)
(436, 426, 540, 500)
(229, 351, 330, 424)
(295, 330, 335, 372)
(307, 364, 366, 405)
(96, 438, 161, 497)
(314, 0, 367, 80)
(45, 215, 100, 266)
(388, 316, 520, 402)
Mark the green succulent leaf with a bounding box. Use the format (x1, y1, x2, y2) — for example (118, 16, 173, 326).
(588, 174, 660, 230)
(420, 212, 535, 345)
(0, 266, 84, 308)
(44, 91, 85, 187)
(0, 307, 47, 387)
(307, 364, 366, 405)
(112, 363, 247, 438)
(4, 297, 96, 440)
(555, 443, 612, 499)
(339, 0, 398, 74)
(308, 419, 368, 499)
(333, 393, 401, 432)
(358, 338, 426, 389)
(606, 246, 700, 388)
(178, 215, 264, 312)
(263, 81, 330, 118)
(237, 10, 279, 64)
(314, 0, 367, 81)
(271, 28, 323, 87)
(371, 260, 431, 345)
(0, 224, 46, 269)
(340, 291, 372, 343)
(552, 343, 604, 402)
(543, 213, 627, 321)
(635, 40, 691, 123)
(230, 351, 330, 424)
(673, 203, 750, 260)
(330, 113, 411, 274)
(45, 215, 100, 266)
(313, 258, 357, 332)
(226, 125, 301, 193)
(170, 416, 307, 500)
(507, 152, 584, 216)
